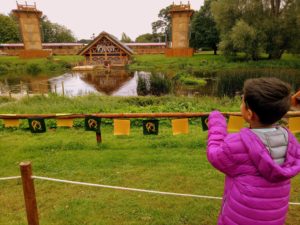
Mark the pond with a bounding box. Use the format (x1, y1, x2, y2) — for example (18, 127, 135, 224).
(0, 68, 299, 98)
(0, 69, 213, 97)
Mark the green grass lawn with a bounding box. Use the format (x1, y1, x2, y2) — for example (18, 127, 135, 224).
(0, 55, 84, 76)
(0, 95, 300, 224)
(0, 126, 299, 225)
(129, 53, 300, 74)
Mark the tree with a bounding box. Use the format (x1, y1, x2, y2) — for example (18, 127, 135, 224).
(135, 33, 156, 43)
(152, 5, 172, 42)
(0, 14, 20, 43)
(229, 20, 260, 60)
(190, 0, 220, 55)
(120, 32, 132, 43)
(41, 16, 76, 43)
(211, 0, 300, 59)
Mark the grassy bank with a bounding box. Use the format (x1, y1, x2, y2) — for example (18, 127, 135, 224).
(1, 52, 299, 78)
(0, 95, 300, 225)
(0, 55, 84, 76)
(0, 94, 240, 114)
(129, 53, 300, 74)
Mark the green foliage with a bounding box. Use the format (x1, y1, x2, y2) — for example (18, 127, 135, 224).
(0, 95, 241, 115)
(0, 64, 9, 75)
(228, 20, 260, 60)
(135, 33, 157, 43)
(120, 32, 132, 43)
(173, 72, 207, 87)
(0, 14, 76, 43)
(0, 14, 20, 43)
(152, 5, 172, 42)
(149, 74, 172, 96)
(211, 0, 300, 60)
(0, 55, 84, 76)
(129, 53, 300, 75)
(216, 68, 300, 97)
(190, 0, 220, 55)
(41, 16, 76, 43)
(137, 76, 149, 96)
(137, 74, 172, 96)
(26, 63, 42, 75)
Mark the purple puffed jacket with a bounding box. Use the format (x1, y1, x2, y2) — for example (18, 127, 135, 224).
(207, 111, 300, 225)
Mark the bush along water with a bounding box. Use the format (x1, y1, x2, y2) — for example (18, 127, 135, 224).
(173, 72, 207, 88)
(26, 63, 42, 75)
(137, 73, 172, 96)
(216, 68, 300, 97)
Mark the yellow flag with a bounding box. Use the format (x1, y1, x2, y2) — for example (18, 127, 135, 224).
(227, 116, 245, 132)
(3, 119, 20, 128)
(288, 117, 300, 134)
(114, 119, 130, 135)
(57, 118, 73, 127)
(172, 118, 189, 135)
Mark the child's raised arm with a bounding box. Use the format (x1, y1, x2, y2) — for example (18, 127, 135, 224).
(207, 111, 239, 176)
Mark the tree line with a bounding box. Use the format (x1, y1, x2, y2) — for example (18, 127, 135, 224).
(0, 13, 76, 43)
(133, 0, 300, 60)
(1, 0, 299, 60)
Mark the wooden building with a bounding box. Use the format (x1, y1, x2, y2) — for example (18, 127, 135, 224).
(78, 31, 133, 67)
(0, 43, 85, 56)
(0, 42, 166, 56)
(125, 43, 166, 54)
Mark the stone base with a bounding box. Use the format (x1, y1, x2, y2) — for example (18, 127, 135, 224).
(165, 48, 194, 57)
(19, 49, 52, 58)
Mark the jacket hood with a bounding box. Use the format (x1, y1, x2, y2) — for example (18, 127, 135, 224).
(240, 128, 300, 182)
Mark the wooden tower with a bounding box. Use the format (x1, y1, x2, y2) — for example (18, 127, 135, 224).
(13, 2, 51, 58)
(165, 2, 194, 57)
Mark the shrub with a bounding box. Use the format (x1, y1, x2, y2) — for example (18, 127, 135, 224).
(137, 76, 149, 96)
(150, 73, 172, 96)
(0, 64, 9, 75)
(26, 63, 42, 75)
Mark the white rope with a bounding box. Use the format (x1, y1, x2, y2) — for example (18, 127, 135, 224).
(290, 202, 300, 206)
(1, 175, 299, 205)
(32, 176, 300, 205)
(32, 175, 222, 200)
(0, 176, 21, 181)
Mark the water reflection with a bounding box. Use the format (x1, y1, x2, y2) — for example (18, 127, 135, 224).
(0, 70, 153, 97)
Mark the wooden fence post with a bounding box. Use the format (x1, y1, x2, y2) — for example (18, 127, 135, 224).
(61, 81, 65, 96)
(96, 131, 102, 144)
(20, 162, 39, 225)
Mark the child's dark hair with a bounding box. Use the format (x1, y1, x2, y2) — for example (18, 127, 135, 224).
(243, 77, 291, 125)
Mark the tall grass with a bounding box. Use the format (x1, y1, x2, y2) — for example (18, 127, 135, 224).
(216, 68, 300, 97)
(137, 74, 172, 96)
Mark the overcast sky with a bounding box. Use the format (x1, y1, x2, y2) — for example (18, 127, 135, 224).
(1, 0, 204, 40)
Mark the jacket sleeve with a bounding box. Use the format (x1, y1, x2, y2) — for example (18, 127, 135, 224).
(206, 111, 239, 176)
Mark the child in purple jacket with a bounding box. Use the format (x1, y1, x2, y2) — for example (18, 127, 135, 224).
(207, 77, 300, 225)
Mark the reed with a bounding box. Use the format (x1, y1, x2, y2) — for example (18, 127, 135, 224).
(216, 68, 300, 97)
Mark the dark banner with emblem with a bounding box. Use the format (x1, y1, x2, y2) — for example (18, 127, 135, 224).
(85, 117, 101, 132)
(201, 116, 209, 131)
(28, 118, 46, 133)
(143, 120, 159, 135)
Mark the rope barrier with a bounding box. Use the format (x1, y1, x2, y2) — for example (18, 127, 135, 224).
(0, 176, 21, 181)
(32, 175, 300, 205)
